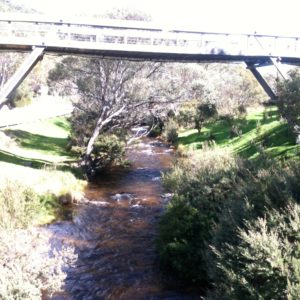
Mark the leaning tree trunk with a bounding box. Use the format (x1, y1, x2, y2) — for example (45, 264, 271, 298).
(81, 105, 127, 179)
(81, 120, 104, 179)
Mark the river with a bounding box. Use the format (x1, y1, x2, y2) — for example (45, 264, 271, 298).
(49, 138, 198, 299)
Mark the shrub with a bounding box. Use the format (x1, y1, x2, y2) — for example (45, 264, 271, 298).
(0, 228, 77, 299)
(209, 204, 300, 300)
(159, 145, 300, 292)
(92, 134, 125, 169)
(177, 101, 197, 128)
(208, 159, 300, 298)
(0, 180, 42, 230)
(11, 83, 33, 108)
(163, 119, 178, 144)
(230, 124, 242, 138)
(158, 147, 238, 284)
(148, 117, 164, 138)
(194, 103, 218, 133)
(72, 134, 125, 173)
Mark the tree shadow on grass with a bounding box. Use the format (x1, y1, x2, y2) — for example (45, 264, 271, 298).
(0, 148, 84, 178)
(235, 123, 297, 158)
(52, 118, 71, 132)
(179, 131, 207, 146)
(179, 119, 257, 148)
(0, 149, 51, 168)
(4, 129, 70, 157)
(178, 112, 297, 160)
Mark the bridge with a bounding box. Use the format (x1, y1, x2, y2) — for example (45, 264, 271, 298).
(0, 13, 300, 104)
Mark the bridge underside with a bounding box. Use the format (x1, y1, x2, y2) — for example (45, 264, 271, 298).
(1, 13, 299, 106)
(0, 44, 296, 105)
(1, 43, 300, 66)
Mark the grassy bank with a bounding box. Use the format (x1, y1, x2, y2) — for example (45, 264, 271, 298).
(0, 116, 86, 224)
(178, 106, 300, 160)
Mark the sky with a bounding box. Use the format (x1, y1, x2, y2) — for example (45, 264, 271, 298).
(11, 0, 300, 36)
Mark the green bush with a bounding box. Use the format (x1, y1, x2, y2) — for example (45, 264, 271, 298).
(71, 133, 125, 172)
(158, 147, 238, 283)
(163, 119, 178, 144)
(158, 141, 300, 295)
(12, 83, 33, 108)
(0, 229, 77, 299)
(177, 101, 197, 128)
(208, 159, 300, 299)
(209, 204, 300, 300)
(194, 103, 218, 133)
(0, 180, 42, 230)
(92, 134, 125, 170)
(0, 180, 78, 298)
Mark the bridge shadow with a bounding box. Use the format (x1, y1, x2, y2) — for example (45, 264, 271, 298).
(52, 118, 71, 132)
(4, 129, 70, 157)
(0, 148, 51, 168)
(0, 129, 81, 177)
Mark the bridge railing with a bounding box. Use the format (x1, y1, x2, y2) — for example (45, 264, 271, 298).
(0, 13, 299, 58)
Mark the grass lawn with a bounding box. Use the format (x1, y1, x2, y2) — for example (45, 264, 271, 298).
(178, 106, 300, 160)
(0, 116, 74, 166)
(0, 116, 86, 224)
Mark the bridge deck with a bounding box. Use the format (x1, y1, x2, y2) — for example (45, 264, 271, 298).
(1, 13, 299, 104)
(0, 13, 299, 64)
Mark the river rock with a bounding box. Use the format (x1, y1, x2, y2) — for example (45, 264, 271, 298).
(111, 193, 134, 201)
(59, 191, 84, 205)
(161, 193, 174, 202)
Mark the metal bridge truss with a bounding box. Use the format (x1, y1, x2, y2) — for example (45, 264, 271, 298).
(0, 13, 299, 104)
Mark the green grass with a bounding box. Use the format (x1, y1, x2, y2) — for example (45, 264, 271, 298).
(178, 107, 300, 160)
(0, 116, 74, 166)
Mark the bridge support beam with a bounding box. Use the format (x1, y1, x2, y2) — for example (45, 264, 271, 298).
(246, 61, 277, 101)
(0, 46, 45, 109)
(269, 57, 288, 80)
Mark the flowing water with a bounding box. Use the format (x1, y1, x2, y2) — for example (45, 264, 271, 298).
(49, 138, 198, 300)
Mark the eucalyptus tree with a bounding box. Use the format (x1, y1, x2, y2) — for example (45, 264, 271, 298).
(277, 68, 300, 143)
(48, 57, 199, 176)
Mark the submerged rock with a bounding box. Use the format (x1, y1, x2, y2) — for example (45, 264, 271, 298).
(111, 193, 134, 201)
(58, 191, 84, 205)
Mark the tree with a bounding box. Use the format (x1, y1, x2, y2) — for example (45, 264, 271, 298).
(199, 64, 266, 116)
(277, 69, 300, 143)
(194, 102, 218, 133)
(48, 57, 198, 177)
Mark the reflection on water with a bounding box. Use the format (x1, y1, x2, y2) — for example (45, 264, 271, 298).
(49, 139, 198, 299)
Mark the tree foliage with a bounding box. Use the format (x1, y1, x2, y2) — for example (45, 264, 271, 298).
(194, 102, 218, 133)
(159, 143, 300, 297)
(49, 57, 199, 176)
(277, 69, 300, 143)
(199, 64, 266, 116)
(159, 147, 237, 284)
